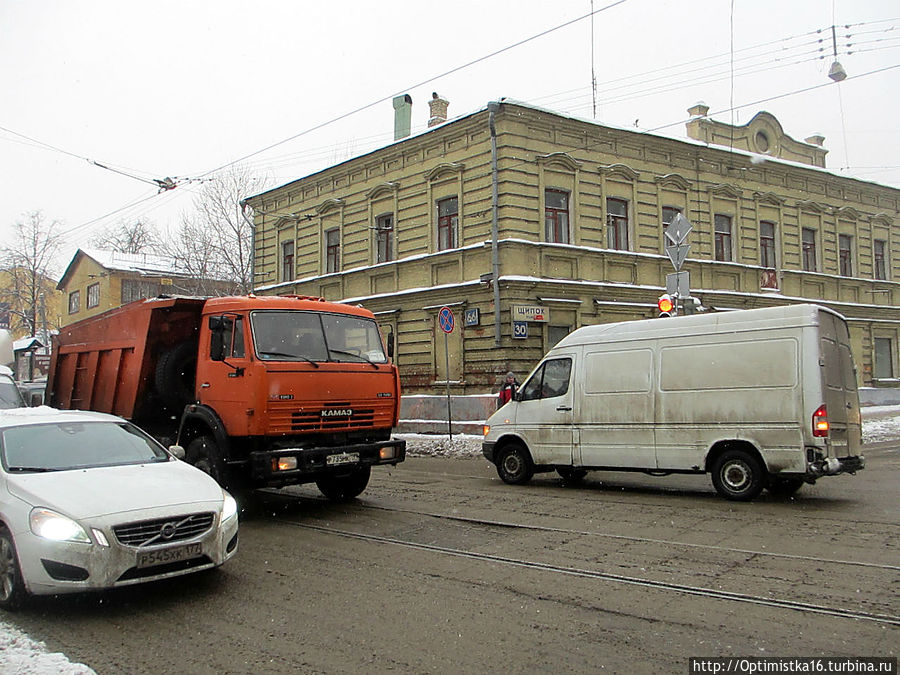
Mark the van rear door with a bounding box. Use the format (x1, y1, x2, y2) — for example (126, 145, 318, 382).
(818, 311, 862, 457)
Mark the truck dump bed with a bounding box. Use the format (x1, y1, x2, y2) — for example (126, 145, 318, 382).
(49, 297, 205, 420)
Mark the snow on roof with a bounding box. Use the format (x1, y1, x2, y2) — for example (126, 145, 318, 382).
(79, 248, 188, 276)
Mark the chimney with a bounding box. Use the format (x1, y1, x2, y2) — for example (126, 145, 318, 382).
(804, 133, 826, 147)
(393, 94, 412, 141)
(428, 92, 449, 127)
(687, 101, 709, 118)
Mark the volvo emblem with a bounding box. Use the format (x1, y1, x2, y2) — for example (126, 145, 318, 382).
(160, 522, 178, 540)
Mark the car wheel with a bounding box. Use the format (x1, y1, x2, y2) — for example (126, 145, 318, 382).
(0, 528, 27, 611)
(767, 477, 805, 496)
(315, 466, 371, 501)
(557, 467, 587, 483)
(711, 449, 765, 501)
(496, 443, 534, 485)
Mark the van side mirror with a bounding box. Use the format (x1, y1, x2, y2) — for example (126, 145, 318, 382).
(29, 392, 43, 407)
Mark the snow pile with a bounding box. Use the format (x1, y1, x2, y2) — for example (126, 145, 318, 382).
(399, 433, 482, 457)
(0, 622, 94, 674)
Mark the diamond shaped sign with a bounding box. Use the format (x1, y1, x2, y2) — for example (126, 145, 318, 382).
(665, 242, 690, 271)
(665, 213, 692, 246)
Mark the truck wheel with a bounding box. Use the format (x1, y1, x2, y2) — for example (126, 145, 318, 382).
(496, 443, 534, 485)
(315, 466, 371, 501)
(155, 341, 197, 408)
(187, 435, 227, 486)
(711, 449, 765, 501)
(557, 467, 587, 483)
(0, 528, 27, 611)
(767, 477, 805, 496)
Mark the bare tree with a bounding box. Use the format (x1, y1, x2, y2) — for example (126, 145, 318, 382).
(166, 165, 270, 294)
(0, 211, 63, 337)
(90, 219, 161, 254)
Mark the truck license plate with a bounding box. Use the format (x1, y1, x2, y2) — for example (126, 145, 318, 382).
(326, 452, 359, 466)
(137, 542, 202, 568)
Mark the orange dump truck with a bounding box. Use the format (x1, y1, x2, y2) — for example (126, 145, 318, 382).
(48, 295, 405, 499)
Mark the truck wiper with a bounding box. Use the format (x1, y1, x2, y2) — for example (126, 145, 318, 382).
(328, 350, 379, 369)
(7, 466, 59, 473)
(257, 350, 320, 368)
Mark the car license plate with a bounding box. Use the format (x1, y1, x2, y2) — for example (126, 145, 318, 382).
(137, 542, 202, 568)
(326, 452, 359, 466)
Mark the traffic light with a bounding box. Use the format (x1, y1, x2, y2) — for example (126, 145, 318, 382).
(657, 294, 675, 317)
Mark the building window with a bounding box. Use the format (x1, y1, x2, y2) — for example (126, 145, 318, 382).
(544, 189, 570, 244)
(606, 198, 629, 250)
(874, 337, 894, 379)
(874, 239, 887, 280)
(281, 241, 294, 282)
(376, 214, 394, 263)
(325, 228, 340, 274)
(437, 197, 458, 251)
(121, 279, 158, 304)
(714, 214, 733, 262)
(802, 228, 817, 272)
(86, 282, 100, 309)
(760, 221, 776, 268)
(839, 234, 853, 277)
(68, 290, 80, 315)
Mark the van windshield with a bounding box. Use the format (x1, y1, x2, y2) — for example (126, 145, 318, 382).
(251, 310, 388, 364)
(520, 358, 572, 401)
(0, 377, 25, 410)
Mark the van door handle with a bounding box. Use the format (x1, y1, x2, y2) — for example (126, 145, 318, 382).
(556, 405, 572, 412)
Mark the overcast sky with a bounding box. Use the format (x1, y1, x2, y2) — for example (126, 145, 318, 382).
(1, 0, 898, 271)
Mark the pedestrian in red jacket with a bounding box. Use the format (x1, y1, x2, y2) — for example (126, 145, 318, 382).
(497, 371, 519, 409)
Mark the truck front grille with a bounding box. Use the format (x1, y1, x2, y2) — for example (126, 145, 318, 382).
(113, 513, 215, 547)
(267, 400, 394, 434)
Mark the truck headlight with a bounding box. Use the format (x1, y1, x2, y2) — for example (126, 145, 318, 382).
(30, 508, 92, 544)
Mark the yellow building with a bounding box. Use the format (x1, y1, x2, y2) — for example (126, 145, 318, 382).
(245, 99, 900, 396)
(56, 248, 237, 326)
(0, 267, 63, 339)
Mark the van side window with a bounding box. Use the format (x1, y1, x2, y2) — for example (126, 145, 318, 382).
(520, 358, 572, 401)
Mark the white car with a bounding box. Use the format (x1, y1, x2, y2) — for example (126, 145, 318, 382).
(0, 407, 239, 609)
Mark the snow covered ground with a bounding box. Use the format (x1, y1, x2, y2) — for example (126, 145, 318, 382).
(3, 406, 899, 674)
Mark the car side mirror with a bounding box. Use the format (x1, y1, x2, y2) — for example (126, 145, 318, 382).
(29, 393, 43, 407)
(168, 445, 186, 460)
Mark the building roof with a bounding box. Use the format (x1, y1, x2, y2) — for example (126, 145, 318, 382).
(56, 248, 192, 291)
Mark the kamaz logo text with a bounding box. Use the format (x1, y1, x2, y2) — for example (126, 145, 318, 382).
(321, 409, 352, 417)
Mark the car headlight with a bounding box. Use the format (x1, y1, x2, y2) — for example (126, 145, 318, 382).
(30, 508, 92, 544)
(221, 492, 238, 524)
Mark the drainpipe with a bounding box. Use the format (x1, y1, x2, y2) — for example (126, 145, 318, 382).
(488, 101, 501, 347)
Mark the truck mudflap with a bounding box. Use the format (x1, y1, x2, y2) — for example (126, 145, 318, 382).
(249, 439, 406, 485)
(809, 454, 865, 477)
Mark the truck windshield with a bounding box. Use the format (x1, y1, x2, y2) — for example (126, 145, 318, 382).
(251, 311, 388, 364)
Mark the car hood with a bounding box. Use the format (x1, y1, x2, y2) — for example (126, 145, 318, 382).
(5, 460, 224, 520)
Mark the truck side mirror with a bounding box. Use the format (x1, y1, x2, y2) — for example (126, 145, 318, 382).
(208, 316, 226, 361)
(387, 329, 395, 358)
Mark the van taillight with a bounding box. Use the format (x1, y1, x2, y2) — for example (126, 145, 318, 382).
(812, 404, 829, 437)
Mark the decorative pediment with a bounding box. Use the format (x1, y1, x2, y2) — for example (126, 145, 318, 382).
(833, 206, 861, 221)
(536, 152, 583, 172)
(366, 182, 399, 200)
(425, 162, 465, 182)
(797, 199, 828, 214)
(315, 198, 344, 215)
(655, 173, 691, 190)
(753, 191, 786, 206)
(708, 183, 743, 199)
(872, 212, 894, 227)
(598, 163, 639, 181)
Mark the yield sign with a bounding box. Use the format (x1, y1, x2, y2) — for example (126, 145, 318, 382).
(665, 213, 692, 246)
(665, 243, 691, 271)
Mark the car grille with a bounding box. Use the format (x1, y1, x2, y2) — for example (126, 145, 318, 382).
(113, 513, 215, 548)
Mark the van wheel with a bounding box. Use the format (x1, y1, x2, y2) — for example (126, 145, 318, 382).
(711, 449, 765, 501)
(316, 466, 371, 501)
(557, 467, 587, 483)
(0, 528, 27, 611)
(496, 443, 534, 485)
(767, 477, 804, 496)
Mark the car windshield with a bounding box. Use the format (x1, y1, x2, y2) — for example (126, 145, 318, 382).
(0, 378, 26, 410)
(251, 310, 388, 364)
(0, 421, 170, 472)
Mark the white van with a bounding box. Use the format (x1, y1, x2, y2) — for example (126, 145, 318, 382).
(482, 304, 864, 501)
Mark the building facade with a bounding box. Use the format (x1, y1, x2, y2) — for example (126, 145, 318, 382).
(246, 100, 900, 395)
